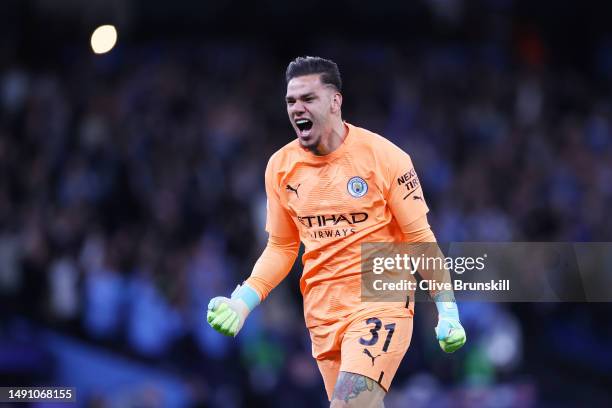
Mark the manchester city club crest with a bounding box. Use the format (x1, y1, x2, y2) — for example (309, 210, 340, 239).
(347, 176, 368, 198)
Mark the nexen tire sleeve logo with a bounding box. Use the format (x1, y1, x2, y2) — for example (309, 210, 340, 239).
(397, 168, 421, 200)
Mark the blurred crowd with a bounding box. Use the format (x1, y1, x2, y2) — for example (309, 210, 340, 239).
(1, 40, 612, 407)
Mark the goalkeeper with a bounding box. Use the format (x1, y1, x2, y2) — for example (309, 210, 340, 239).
(208, 56, 465, 407)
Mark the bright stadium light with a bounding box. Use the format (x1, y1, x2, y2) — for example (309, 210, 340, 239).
(90, 25, 117, 54)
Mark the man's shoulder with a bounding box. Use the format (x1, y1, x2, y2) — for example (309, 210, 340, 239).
(266, 139, 301, 171)
(348, 123, 407, 157)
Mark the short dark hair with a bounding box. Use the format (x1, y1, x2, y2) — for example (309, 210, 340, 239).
(286, 56, 342, 92)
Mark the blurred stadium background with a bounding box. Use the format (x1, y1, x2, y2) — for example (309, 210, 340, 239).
(1, 0, 612, 407)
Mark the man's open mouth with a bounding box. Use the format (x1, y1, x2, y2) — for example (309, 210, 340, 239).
(295, 118, 313, 135)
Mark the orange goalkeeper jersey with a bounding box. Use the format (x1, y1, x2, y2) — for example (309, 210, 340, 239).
(265, 122, 429, 328)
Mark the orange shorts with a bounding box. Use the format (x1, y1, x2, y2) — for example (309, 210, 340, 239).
(309, 305, 414, 400)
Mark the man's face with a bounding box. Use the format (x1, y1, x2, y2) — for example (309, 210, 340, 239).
(286, 74, 340, 150)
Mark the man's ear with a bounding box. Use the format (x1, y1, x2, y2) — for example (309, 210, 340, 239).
(331, 92, 342, 114)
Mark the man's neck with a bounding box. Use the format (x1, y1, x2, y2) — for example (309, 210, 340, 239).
(312, 119, 347, 156)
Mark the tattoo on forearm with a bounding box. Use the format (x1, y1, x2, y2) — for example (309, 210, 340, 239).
(332, 372, 376, 402)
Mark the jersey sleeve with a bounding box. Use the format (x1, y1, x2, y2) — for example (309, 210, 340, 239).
(245, 235, 300, 301)
(385, 143, 430, 232)
(264, 154, 300, 239)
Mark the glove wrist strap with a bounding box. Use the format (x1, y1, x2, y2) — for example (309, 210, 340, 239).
(231, 283, 261, 312)
(433, 291, 459, 320)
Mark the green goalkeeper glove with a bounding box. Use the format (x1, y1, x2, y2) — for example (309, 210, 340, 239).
(434, 292, 467, 353)
(207, 284, 260, 337)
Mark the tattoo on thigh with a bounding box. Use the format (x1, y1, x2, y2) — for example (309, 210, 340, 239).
(332, 372, 376, 403)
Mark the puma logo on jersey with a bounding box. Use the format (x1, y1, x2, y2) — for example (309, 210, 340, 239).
(363, 348, 381, 366)
(286, 184, 301, 198)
